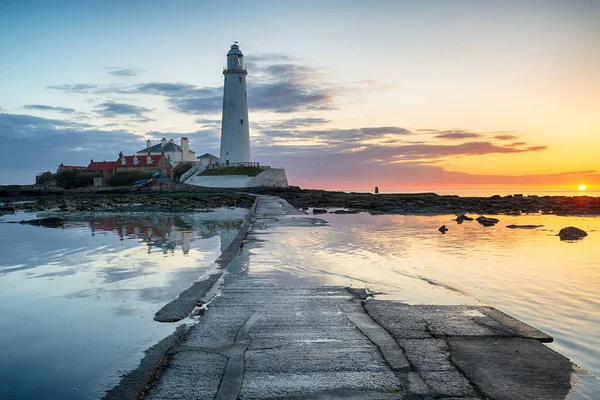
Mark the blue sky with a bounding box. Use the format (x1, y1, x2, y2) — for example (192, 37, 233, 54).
(1, 0, 599, 189)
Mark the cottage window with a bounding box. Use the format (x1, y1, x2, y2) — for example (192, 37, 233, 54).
(133, 156, 139, 165)
(147, 156, 153, 164)
(121, 158, 126, 165)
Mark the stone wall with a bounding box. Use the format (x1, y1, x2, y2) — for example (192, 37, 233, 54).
(184, 168, 288, 188)
(185, 175, 252, 188)
(247, 168, 289, 188)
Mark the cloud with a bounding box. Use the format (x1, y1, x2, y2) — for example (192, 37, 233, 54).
(23, 104, 76, 114)
(195, 117, 221, 125)
(0, 108, 569, 190)
(249, 140, 586, 191)
(94, 101, 153, 120)
(48, 53, 339, 115)
(493, 134, 518, 140)
(127, 74, 335, 114)
(246, 53, 300, 64)
(108, 68, 145, 77)
(0, 112, 87, 128)
(47, 84, 98, 93)
(260, 117, 330, 131)
(0, 112, 142, 183)
(433, 130, 482, 140)
(250, 81, 335, 113)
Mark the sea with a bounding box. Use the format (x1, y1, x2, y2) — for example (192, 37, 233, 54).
(347, 189, 600, 197)
(0, 197, 599, 398)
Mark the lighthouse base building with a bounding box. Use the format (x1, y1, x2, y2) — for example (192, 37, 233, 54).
(182, 43, 289, 189)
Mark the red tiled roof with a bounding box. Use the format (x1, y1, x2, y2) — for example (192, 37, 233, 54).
(87, 161, 117, 171)
(116, 154, 164, 167)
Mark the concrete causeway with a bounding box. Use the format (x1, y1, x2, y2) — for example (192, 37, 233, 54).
(136, 195, 576, 400)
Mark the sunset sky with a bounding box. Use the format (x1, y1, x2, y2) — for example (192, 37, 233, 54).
(1, 0, 598, 190)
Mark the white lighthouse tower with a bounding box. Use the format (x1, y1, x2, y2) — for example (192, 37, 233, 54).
(220, 43, 250, 165)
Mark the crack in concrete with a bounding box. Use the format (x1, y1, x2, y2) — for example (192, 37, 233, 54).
(340, 302, 410, 373)
(214, 312, 260, 400)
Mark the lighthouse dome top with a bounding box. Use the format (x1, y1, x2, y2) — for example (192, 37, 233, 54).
(227, 43, 244, 57)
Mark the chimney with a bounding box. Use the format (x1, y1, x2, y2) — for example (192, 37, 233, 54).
(146, 139, 151, 149)
(90, 159, 93, 163)
(181, 137, 189, 160)
(119, 151, 123, 157)
(161, 138, 167, 147)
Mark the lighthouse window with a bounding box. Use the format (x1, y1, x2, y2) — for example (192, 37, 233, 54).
(240, 119, 244, 125)
(239, 77, 242, 82)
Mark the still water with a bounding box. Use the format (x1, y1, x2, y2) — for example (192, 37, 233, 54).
(1, 208, 599, 398)
(247, 212, 600, 389)
(0, 209, 246, 400)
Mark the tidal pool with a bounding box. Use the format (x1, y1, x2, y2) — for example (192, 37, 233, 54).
(247, 211, 600, 395)
(0, 209, 246, 400)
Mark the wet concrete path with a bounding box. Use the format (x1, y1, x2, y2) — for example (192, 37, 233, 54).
(141, 196, 576, 400)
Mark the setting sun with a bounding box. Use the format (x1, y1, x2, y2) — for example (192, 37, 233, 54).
(578, 184, 587, 191)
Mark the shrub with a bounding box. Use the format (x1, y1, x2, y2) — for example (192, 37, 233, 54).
(54, 170, 101, 189)
(106, 171, 152, 186)
(172, 162, 195, 182)
(200, 166, 262, 177)
(36, 171, 54, 185)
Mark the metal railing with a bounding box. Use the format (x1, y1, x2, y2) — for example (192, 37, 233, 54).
(208, 162, 261, 169)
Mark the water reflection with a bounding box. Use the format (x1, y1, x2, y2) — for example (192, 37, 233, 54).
(0, 209, 245, 400)
(88, 216, 223, 254)
(246, 212, 600, 395)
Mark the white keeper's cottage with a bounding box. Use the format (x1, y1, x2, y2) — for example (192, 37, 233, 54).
(137, 137, 195, 167)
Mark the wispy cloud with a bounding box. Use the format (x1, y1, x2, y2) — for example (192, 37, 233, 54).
(493, 134, 518, 141)
(195, 117, 221, 125)
(48, 54, 340, 115)
(433, 130, 482, 140)
(47, 84, 98, 93)
(94, 101, 154, 121)
(23, 104, 76, 114)
(107, 68, 145, 77)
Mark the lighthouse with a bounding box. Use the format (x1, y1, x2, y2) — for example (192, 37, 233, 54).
(220, 43, 250, 165)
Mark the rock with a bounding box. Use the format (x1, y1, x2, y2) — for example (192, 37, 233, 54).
(558, 226, 588, 240)
(455, 214, 474, 224)
(19, 217, 65, 228)
(476, 216, 499, 226)
(506, 225, 543, 229)
(1, 205, 16, 213)
(331, 209, 360, 214)
(438, 225, 448, 234)
(312, 208, 328, 214)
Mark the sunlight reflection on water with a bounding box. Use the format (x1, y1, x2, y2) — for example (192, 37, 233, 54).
(247, 212, 600, 391)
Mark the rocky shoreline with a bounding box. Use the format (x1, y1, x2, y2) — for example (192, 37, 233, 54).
(0, 183, 255, 214)
(250, 187, 600, 216)
(2, 183, 599, 216)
